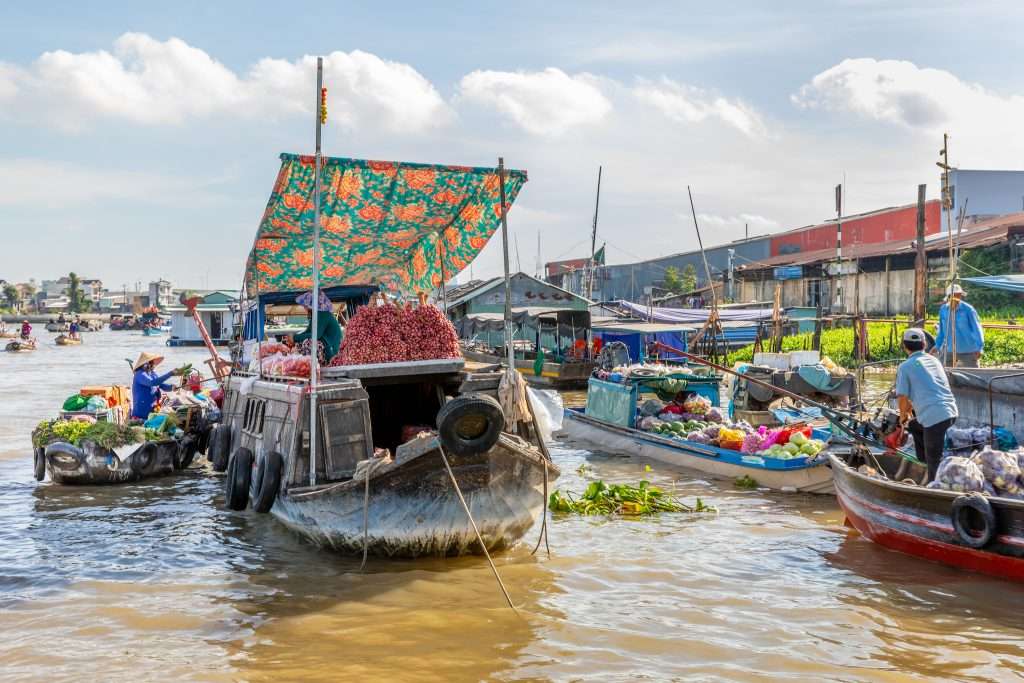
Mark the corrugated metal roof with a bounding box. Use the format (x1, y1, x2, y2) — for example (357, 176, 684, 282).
(739, 212, 1024, 271)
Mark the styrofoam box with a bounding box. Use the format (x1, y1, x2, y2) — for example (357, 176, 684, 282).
(752, 352, 789, 370)
(788, 350, 821, 368)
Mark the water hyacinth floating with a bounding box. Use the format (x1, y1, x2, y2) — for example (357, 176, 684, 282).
(548, 480, 716, 516)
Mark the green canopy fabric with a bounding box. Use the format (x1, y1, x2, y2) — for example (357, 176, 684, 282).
(245, 154, 527, 296)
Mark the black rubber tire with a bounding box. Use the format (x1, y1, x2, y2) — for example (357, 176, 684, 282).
(196, 424, 212, 455)
(436, 393, 505, 456)
(951, 493, 997, 549)
(225, 447, 253, 511)
(250, 451, 283, 513)
(208, 425, 231, 472)
(33, 446, 45, 481)
(175, 435, 198, 470)
(130, 442, 157, 475)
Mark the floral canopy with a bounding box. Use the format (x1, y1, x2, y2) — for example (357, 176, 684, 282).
(244, 154, 527, 297)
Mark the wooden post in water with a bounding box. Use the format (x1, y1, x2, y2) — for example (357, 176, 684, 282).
(913, 184, 927, 326)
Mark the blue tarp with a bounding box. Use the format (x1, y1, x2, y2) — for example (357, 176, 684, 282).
(963, 274, 1024, 294)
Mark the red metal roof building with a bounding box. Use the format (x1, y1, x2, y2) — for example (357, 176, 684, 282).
(770, 200, 942, 256)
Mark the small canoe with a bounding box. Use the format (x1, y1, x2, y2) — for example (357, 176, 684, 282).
(142, 327, 164, 336)
(45, 323, 69, 333)
(830, 452, 1024, 582)
(55, 335, 82, 346)
(561, 408, 835, 493)
(5, 340, 36, 352)
(37, 437, 197, 485)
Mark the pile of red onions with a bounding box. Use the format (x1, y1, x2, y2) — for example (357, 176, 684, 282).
(332, 302, 461, 365)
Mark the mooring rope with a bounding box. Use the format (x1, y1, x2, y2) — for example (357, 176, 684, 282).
(356, 456, 388, 572)
(437, 443, 518, 613)
(530, 459, 550, 558)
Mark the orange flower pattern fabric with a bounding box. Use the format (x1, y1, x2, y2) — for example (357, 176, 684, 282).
(245, 154, 526, 296)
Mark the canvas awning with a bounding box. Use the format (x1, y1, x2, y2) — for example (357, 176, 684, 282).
(244, 154, 527, 297)
(962, 274, 1024, 294)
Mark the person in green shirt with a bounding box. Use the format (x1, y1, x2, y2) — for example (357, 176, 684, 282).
(287, 290, 342, 363)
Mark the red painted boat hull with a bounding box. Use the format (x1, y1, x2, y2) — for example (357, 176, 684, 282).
(830, 454, 1024, 582)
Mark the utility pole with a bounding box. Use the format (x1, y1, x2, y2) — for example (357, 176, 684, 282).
(913, 184, 927, 325)
(937, 133, 955, 279)
(587, 166, 602, 300)
(726, 248, 735, 302)
(834, 183, 843, 314)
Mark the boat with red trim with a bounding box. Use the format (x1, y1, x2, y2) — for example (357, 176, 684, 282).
(830, 452, 1024, 582)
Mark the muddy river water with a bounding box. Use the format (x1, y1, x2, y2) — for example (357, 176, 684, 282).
(1, 331, 1022, 681)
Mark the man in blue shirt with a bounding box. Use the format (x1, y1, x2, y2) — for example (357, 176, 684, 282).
(933, 284, 984, 368)
(896, 328, 959, 482)
(131, 352, 185, 420)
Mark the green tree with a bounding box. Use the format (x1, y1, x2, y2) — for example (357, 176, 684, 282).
(3, 284, 18, 311)
(66, 272, 91, 313)
(663, 266, 683, 294)
(21, 282, 36, 313)
(681, 263, 698, 294)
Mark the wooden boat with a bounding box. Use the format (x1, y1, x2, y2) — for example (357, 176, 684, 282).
(55, 334, 82, 346)
(142, 326, 164, 336)
(5, 339, 36, 352)
(213, 360, 558, 556)
(45, 322, 69, 333)
(562, 407, 835, 493)
(830, 452, 1024, 581)
(462, 346, 592, 389)
(36, 438, 196, 484)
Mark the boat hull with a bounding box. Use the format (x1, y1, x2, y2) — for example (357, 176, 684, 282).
(5, 340, 36, 352)
(55, 335, 81, 346)
(43, 440, 179, 485)
(830, 453, 1024, 581)
(273, 434, 558, 557)
(561, 409, 834, 494)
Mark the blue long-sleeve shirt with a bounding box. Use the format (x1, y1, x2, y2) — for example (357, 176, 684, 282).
(132, 369, 174, 419)
(934, 300, 984, 354)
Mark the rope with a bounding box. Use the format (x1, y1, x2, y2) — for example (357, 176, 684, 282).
(437, 443, 518, 613)
(356, 456, 388, 571)
(530, 459, 550, 557)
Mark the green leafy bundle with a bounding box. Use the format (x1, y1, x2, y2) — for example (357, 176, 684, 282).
(549, 480, 716, 516)
(31, 419, 147, 450)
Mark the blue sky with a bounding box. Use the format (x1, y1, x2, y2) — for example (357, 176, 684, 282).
(3, 1, 1024, 290)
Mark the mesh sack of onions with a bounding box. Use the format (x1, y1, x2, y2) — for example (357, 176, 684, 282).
(333, 302, 461, 366)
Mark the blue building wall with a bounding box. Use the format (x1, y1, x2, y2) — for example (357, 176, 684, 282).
(594, 237, 771, 302)
(946, 169, 1024, 227)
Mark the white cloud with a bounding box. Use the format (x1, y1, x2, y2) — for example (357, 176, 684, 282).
(792, 58, 1024, 166)
(633, 78, 767, 138)
(0, 33, 450, 133)
(457, 67, 611, 136)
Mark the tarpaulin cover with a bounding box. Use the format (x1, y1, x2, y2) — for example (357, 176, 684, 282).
(614, 300, 774, 323)
(245, 154, 527, 296)
(585, 377, 637, 428)
(963, 274, 1024, 294)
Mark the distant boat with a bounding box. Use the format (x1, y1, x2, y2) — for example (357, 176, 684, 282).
(55, 335, 82, 346)
(5, 339, 37, 352)
(142, 326, 164, 336)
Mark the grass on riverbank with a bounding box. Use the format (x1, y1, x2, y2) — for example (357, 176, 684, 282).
(726, 322, 1024, 369)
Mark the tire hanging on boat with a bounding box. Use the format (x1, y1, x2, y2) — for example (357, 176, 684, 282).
(33, 446, 45, 481)
(208, 425, 231, 472)
(250, 451, 283, 513)
(436, 393, 505, 456)
(130, 442, 157, 475)
(225, 447, 254, 511)
(175, 435, 198, 470)
(951, 493, 997, 549)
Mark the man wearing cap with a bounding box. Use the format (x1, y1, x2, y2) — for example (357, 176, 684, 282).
(933, 283, 984, 368)
(131, 352, 186, 420)
(896, 328, 958, 482)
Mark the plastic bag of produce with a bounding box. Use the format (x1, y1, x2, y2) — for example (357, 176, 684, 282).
(971, 445, 1021, 491)
(932, 456, 986, 493)
(62, 394, 88, 412)
(681, 395, 711, 416)
(705, 407, 724, 424)
(638, 416, 663, 431)
(718, 427, 744, 451)
(640, 399, 666, 416)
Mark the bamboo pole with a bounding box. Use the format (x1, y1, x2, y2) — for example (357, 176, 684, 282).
(308, 57, 323, 487)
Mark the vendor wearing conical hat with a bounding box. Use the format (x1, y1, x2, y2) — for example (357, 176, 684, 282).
(287, 290, 342, 363)
(131, 352, 187, 420)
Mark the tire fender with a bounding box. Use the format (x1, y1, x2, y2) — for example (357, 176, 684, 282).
(33, 446, 46, 481)
(436, 393, 505, 456)
(250, 451, 284, 513)
(130, 442, 157, 475)
(45, 442, 86, 470)
(208, 425, 231, 472)
(225, 447, 254, 511)
(951, 493, 997, 549)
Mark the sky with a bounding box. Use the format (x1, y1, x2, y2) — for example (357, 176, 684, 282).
(3, 0, 1024, 291)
